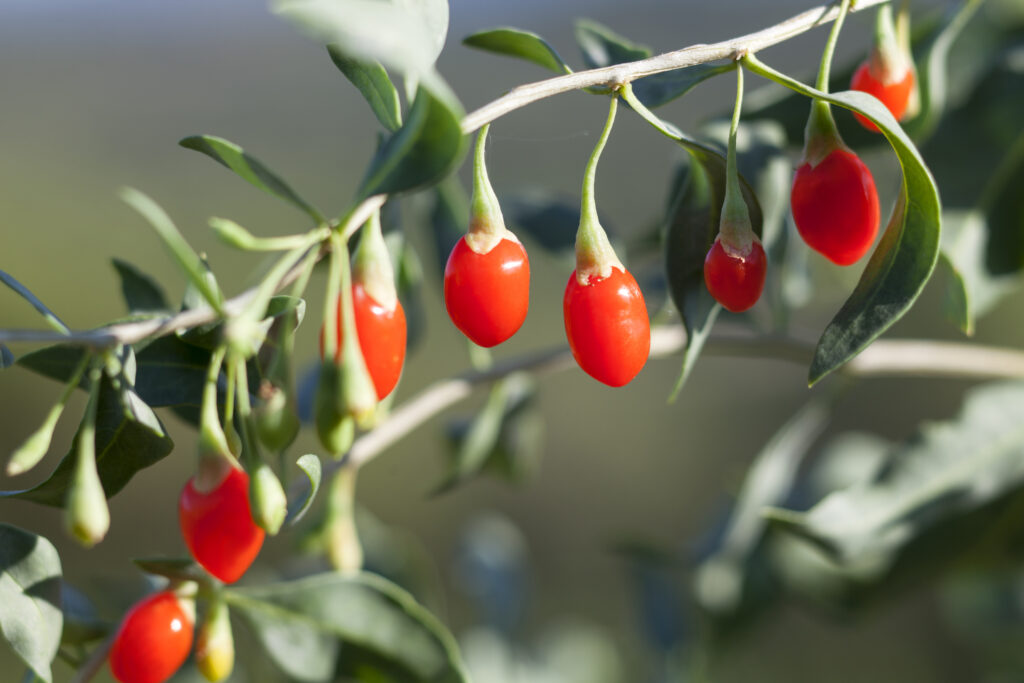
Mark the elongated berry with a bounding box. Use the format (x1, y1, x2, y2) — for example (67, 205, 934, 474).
(179, 466, 265, 583)
(564, 267, 649, 387)
(850, 60, 915, 132)
(109, 591, 194, 683)
(321, 283, 407, 400)
(791, 148, 880, 266)
(704, 236, 767, 313)
(444, 236, 530, 347)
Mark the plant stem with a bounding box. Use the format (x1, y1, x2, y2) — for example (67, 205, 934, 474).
(574, 95, 623, 280)
(816, 0, 851, 92)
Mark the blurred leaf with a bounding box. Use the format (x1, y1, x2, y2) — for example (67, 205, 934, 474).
(121, 188, 225, 313)
(59, 582, 107, 646)
(0, 345, 13, 369)
(503, 190, 584, 253)
(388, 231, 427, 351)
(0, 378, 173, 507)
(429, 177, 469, 277)
(0, 524, 62, 683)
(179, 135, 325, 223)
(0, 270, 69, 335)
(110, 259, 170, 315)
(574, 19, 650, 70)
(228, 571, 468, 683)
(462, 28, 570, 74)
(174, 254, 224, 350)
(358, 84, 466, 199)
(287, 454, 322, 525)
(275, 0, 448, 79)
(17, 345, 88, 388)
(766, 381, 1024, 576)
(744, 59, 943, 385)
(632, 62, 735, 109)
(131, 558, 209, 584)
(694, 397, 831, 619)
(132, 335, 212, 410)
(328, 47, 402, 132)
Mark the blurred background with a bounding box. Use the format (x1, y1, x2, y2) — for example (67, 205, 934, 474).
(2, 0, 1023, 681)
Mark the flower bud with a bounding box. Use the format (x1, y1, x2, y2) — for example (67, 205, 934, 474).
(249, 463, 287, 535)
(255, 380, 300, 452)
(196, 597, 234, 682)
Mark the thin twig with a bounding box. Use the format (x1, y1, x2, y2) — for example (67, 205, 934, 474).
(460, 0, 887, 133)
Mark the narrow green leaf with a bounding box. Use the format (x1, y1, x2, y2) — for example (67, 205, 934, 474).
(0, 270, 69, 335)
(632, 62, 735, 109)
(358, 83, 466, 199)
(766, 381, 1024, 575)
(463, 28, 571, 74)
(287, 454, 322, 525)
(743, 56, 943, 385)
(228, 571, 468, 683)
(0, 524, 62, 683)
(178, 136, 325, 223)
(120, 188, 225, 314)
(1, 345, 14, 369)
(0, 378, 173, 507)
(132, 335, 212, 410)
(131, 558, 209, 583)
(110, 259, 170, 315)
(574, 19, 650, 70)
(327, 47, 402, 132)
(16, 345, 88, 388)
(274, 0, 448, 79)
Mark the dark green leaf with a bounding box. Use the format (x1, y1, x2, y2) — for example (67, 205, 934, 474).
(388, 231, 427, 352)
(328, 47, 402, 132)
(287, 454, 322, 525)
(132, 335, 212, 409)
(766, 381, 1024, 574)
(632, 62, 734, 109)
(744, 58, 943, 384)
(16, 345, 88, 388)
(110, 259, 170, 315)
(574, 19, 650, 70)
(462, 28, 570, 74)
(0, 524, 62, 683)
(228, 571, 468, 683)
(0, 270, 69, 335)
(275, 0, 448, 79)
(0, 345, 13, 369)
(0, 378, 173, 507)
(59, 582, 107, 646)
(358, 84, 466, 199)
(503, 190, 585, 253)
(428, 178, 468, 277)
(178, 135, 325, 223)
(131, 558, 209, 583)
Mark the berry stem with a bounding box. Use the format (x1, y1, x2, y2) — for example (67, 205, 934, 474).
(320, 234, 343, 361)
(799, 0, 852, 166)
(334, 231, 378, 425)
(815, 0, 852, 93)
(466, 124, 508, 254)
(195, 346, 238, 492)
(718, 64, 754, 252)
(575, 94, 623, 282)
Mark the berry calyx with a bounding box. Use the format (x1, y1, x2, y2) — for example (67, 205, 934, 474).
(791, 147, 880, 266)
(444, 123, 530, 348)
(564, 267, 650, 387)
(444, 236, 530, 347)
(179, 466, 265, 583)
(704, 236, 767, 313)
(321, 283, 407, 400)
(109, 590, 195, 683)
(849, 4, 915, 132)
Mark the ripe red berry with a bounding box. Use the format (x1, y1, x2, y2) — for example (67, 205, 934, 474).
(790, 148, 880, 266)
(109, 591, 194, 683)
(179, 466, 264, 583)
(850, 60, 915, 132)
(444, 235, 530, 348)
(320, 283, 407, 400)
(704, 236, 767, 313)
(563, 267, 650, 387)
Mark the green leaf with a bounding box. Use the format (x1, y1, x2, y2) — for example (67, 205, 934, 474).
(110, 259, 170, 315)
(59, 582, 107, 646)
(275, 0, 448, 80)
(287, 454, 322, 525)
(0, 378, 173, 507)
(1, 345, 15, 369)
(120, 188, 226, 314)
(766, 381, 1024, 576)
(0, 270, 69, 335)
(228, 571, 468, 683)
(132, 335, 212, 409)
(574, 19, 650, 70)
(428, 178, 468, 275)
(744, 57, 943, 385)
(632, 62, 735, 109)
(131, 558, 209, 583)
(358, 84, 466, 198)
(16, 345, 88, 388)
(0, 525, 62, 683)
(504, 190, 584, 253)
(327, 47, 402, 132)
(178, 136, 325, 223)
(462, 28, 570, 74)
